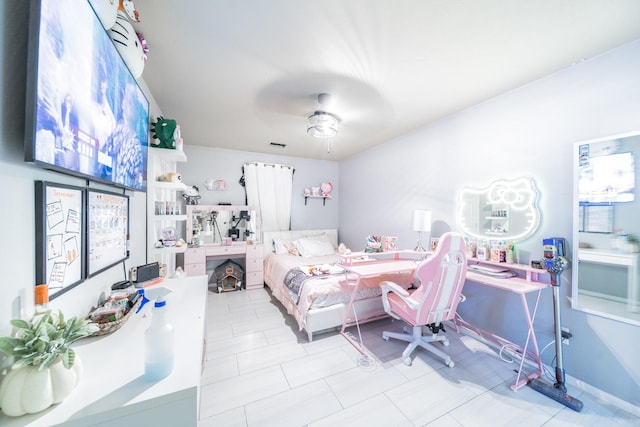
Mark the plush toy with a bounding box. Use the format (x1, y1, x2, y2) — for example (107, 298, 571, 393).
(150, 117, 177, 149)
(108, 10, 145, 78)
(138, 32, 149, 62)
(321, 182, 333, 197)
(183, 186, 201, 205)
(88, 0, 119, 29)
(121, 0, 140, 22)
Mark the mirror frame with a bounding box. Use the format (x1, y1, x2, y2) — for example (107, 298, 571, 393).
(571, 131, 640, 325)
(456, 177, 541, 242)
(185, 205, 259, 245)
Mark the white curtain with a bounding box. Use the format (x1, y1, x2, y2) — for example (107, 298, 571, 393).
(243, 162, 294, 232)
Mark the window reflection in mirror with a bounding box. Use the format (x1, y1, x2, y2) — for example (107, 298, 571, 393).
(572, 131, 640, 325)
(457, 177, 541, 242)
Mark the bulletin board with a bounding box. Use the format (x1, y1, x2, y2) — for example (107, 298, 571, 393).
(87, 188, 129, 276)
(35, 181, 85, 298)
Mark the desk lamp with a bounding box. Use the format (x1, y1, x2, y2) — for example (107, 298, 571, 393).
(412, 209, 432, 252)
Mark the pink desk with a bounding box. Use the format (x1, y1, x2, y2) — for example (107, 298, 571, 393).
(340, 255, 550, 391)
(339, 258, 419, 354)
(457, 260, 550, 390)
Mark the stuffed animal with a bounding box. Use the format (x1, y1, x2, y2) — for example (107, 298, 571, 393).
(183, 186, 201, 205)
(108, 10, 145, 78)
(88, 0, 119, 29)
(121, 0, 140, 22)
(150, 117, 177, 149)
(321, 182, 333, 196)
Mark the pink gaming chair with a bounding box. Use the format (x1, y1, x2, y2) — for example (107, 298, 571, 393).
(381, 232, 468, 367)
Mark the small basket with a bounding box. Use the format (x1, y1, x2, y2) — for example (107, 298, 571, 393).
(87, 298, 141, 337)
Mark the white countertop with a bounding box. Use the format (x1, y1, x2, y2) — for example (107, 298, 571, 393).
(0, 275, 208, 426)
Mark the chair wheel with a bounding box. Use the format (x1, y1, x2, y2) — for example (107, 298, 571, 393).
(403, 357, 412, 366)
(442, 339, 450, 347)
(446, 360, 455, 368)
(382, 335, 389, 341)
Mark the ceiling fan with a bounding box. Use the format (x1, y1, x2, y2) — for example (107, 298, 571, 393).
(307, 93, 340, 139)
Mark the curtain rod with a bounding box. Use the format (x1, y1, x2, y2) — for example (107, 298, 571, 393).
(243, 162, 293, 169)
(243, 162, 295, 174)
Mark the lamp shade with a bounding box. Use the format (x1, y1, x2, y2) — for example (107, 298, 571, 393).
(307, 111, 338, 138)
(412, 209, 432, 232)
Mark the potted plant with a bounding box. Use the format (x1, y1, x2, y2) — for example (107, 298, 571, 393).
(626, 233, 640, 253)
(0, 310, 98, 417)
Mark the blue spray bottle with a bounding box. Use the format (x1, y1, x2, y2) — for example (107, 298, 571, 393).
(136, 285, 174, 381)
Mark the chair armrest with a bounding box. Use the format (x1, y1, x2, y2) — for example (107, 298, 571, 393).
(380, 281, 409, 297)
(380, 281, 419, 316)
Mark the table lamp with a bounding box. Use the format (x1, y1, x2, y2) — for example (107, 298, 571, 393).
(412, 209, 432, 251)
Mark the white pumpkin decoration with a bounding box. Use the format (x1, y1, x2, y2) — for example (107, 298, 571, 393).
(0, 310, 97, 417)
(0, 357, 83, 417)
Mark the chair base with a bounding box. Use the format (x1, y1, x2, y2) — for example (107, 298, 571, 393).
(382, 325, 455, 367)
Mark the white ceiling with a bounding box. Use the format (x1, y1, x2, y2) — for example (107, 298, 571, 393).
(133, 0, 640, 161)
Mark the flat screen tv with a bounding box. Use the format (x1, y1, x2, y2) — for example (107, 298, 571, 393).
(578, 151, 635, 204)
(24, 0, 149, 192)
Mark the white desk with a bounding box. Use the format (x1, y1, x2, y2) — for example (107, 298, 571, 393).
(0, 275, 207, 427)
(181, 243, 264, 290)
(578, 249, 639, 312)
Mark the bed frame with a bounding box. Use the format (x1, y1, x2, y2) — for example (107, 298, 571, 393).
(262, 229, 386, 341)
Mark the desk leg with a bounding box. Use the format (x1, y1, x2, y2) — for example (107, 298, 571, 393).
(511, 290, 544, 391)
(340, 272, 367, 355)
(453, 289, 546, 391)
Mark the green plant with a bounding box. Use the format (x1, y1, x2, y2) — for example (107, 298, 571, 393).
(0, 310, 98, 371)
(626, 233, 639, 244)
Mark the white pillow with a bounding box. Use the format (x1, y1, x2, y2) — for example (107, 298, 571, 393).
(273, 238, 288, 255)
(295, 234, 336, 258)
(273, 238, 299, 255)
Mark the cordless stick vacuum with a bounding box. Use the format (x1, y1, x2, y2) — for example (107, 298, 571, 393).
(529, 238, 583, 412)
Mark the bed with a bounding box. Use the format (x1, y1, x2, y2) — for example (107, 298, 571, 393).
(262, 229, 414, 341)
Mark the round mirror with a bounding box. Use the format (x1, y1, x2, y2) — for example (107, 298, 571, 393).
(456, 177, 541, 242)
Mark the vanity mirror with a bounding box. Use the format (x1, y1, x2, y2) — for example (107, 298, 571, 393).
(457, 177, 541, 242)
(186, 205, 258, 245)
(572, 131, 640, 325)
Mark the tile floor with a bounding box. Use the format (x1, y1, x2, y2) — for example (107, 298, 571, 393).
(198, 287, 640, 427)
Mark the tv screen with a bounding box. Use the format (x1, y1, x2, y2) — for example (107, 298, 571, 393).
(578, 151, 635, 204)
(24, 0, 149, 192)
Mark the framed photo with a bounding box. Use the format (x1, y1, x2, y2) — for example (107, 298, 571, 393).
(35, 181, 85, 299)
(87, 188, 130, 276)
(430, 237, 440, 252)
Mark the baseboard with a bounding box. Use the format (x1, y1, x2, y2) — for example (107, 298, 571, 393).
(456, 326, 639, 417)
(564, 372, 640, 418)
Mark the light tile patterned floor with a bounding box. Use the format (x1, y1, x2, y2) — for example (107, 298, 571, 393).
(198, 287, 640, 427)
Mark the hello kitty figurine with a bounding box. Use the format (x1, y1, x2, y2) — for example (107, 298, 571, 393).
(108, 10, 145, 78)
(320, 182, 333, 197)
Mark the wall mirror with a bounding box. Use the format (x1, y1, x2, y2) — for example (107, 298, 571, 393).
(186, 205, 258, 245)
(457, 177, 541, 242)
(572, 131, 640, 325)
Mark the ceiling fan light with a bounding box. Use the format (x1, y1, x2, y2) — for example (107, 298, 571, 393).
(307, 111, 338, 138)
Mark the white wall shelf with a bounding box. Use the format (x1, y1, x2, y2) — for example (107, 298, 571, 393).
(147, 147, 188, 276)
